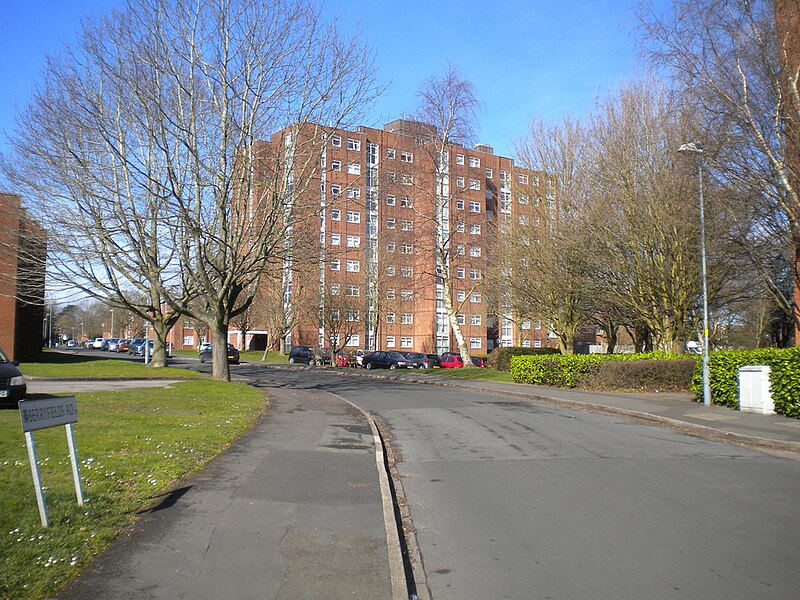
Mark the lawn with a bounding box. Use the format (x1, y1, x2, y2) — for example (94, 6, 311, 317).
(0, 379, 266, 600)
(20, 351, 204, 380)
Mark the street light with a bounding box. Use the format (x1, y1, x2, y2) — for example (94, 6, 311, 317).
(678, 142, 712, 407)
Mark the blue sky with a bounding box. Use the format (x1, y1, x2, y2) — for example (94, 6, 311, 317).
(0, 0, 658, 164)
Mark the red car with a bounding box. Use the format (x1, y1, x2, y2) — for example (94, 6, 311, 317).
(440, 355, 464, 368)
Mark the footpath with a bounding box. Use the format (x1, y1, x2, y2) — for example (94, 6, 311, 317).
(35, 367, 800, 600)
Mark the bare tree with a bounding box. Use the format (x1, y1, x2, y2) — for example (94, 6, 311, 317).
(640, 0, 800, 336)
(2, 0, 378, 380)
(506, 118, 596, 354)
(411, 66, 482, 365)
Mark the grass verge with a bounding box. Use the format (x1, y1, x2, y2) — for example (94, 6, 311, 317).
(420, 368, 514, 382)
(20, 351, 205, 379)
(0, 379, 265, 600)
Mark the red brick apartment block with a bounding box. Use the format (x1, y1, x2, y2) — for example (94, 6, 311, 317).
(253, 120, 556, 355)
(0, 193, 46, 361)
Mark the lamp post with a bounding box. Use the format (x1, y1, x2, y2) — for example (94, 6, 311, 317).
(678, 142, 711, 407)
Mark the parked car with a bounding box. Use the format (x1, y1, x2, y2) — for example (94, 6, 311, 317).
(0, 345, 26, 406)
(471, 356, 488, 368)
(424, 354, 442, 369)
(440, 355, 464, 368)
(128, 338, 146, 354)
(107, 338, 121, 352)
(134, 340, 153, 356)
(83, 339, 94, 349)
(66, 339, 77, 348)
(336, 352, 352, 367)
(400, 352, 427, 368)
(198, 342, 212, 356)
(353, 349, 365, 367)
(316, 347, 333, 366)
(199, 343, 240, 365)
(92, 337, 105, 349)
(288, 345, 315, 365)
(116, 339, 130, 353)
(362, 351, 412, 370)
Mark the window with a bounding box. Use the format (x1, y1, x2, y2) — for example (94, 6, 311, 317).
(400, 243, 413, 254)
(471, 314, 481, 326)
(469, 246, 481, 257)
(400, 151, 413, 163)
(468, 179, 480, 190)
(400, 289, 413, 300)
(534, 340, 543, 348)
(456, 176, 465, 188)
(386, 148, 396, 159)
(331, 160, 342, 172)
(347, 163, 361, 175)
(386, 195, 396, 206)
(330, 233, 341, 246)
(470, 269, 481, 280)
(398, 219, 413, 231)
(456, 199, 465, 210)
(346, 235, 361, 248)
(519, 216, 528, 225)
(469, 201, 481, 213)
(330, 259, 340, 271)
(331, 209, 341, 221)
(522, 340, 531, 348)
(518, 195, 529, 205)
(469, 156, 480, 168)
(469, 223, 481, 235)
(470, 292, 481, 303)
(386, 171, 396, 182)
(470, 338, 482, 349)
(330, 309, 340, 322)
(346, 310, 360, 322)
(346, 335, 360, 347)
(346, 285, 360, 297)
(456, 222, 465, 233)
(457, 314, 466, 325)
(518, 173, 529, 184)
(456, 290, 466, 301)
(500, 170, 510, 183)
(386, 265, 396, 276)
(330, 283, 340, 295)
(346, 211, 361, 223)
(347, 138, 361, 151)
(456, 244, 465, 255)
(400, 266, 413, 277)
(386, 312, 396, 324)
(183, 336, 195, 346)
(532, 217, 541, 227)
(400, 337, 412, 348)
(400, 196, 413, 208)
(386, 289, 396, 299)
(386, 217, 396, 229)
(485, 168, 493, 178)
(346, 260, 360, 272)
(456, 154, 465, 165)
(400, 174, 413, 186)
(331, 135, 341, 147)
(387, 242, 396, 252)
(456, 267, 465, 279)
(534, 320, 542, 330)
(401, 313, 413, 325)
(347, 187, 361, 199)
(330, 184, 341, 196)
(386, 336, 396, 348)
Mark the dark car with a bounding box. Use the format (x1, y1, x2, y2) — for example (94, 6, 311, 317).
(400, 352, 426, 368)
(362, 351, 411, 370)
(316, 347, 333, 366)
(288, 345, 314, 364)
(424, 354, 442, 368)
(0, 346, 26, 406)
(471, 356, 488, 368)
(199, 343, 240, 365)
(128, 338, 146, 354)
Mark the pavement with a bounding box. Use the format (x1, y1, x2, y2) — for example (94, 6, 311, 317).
(37, 366, 800, 599)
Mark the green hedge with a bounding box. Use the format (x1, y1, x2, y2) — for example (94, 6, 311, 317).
(510, 351, 694, 389)
(691, 347, 800, 418)
(487, 346, 560, 371)
(582, 359, 696, 392)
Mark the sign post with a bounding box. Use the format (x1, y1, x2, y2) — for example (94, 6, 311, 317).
(18, 396, 83, 528)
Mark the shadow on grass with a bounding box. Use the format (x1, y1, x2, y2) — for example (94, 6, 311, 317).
(34, 351, 100, 365)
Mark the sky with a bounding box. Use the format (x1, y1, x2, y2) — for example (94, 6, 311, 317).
(0, 0, 662, 168)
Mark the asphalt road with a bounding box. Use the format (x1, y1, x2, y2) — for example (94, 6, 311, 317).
(242, 366, 800, 600)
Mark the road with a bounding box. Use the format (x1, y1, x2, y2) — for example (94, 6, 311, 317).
(237, 366, 800, 600)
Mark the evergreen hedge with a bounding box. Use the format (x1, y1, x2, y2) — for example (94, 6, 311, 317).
(487, 346, 559, 371)
(691, 347, 800, 418)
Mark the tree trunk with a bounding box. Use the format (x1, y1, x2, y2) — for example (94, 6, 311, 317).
(211, 325, 231, 382)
